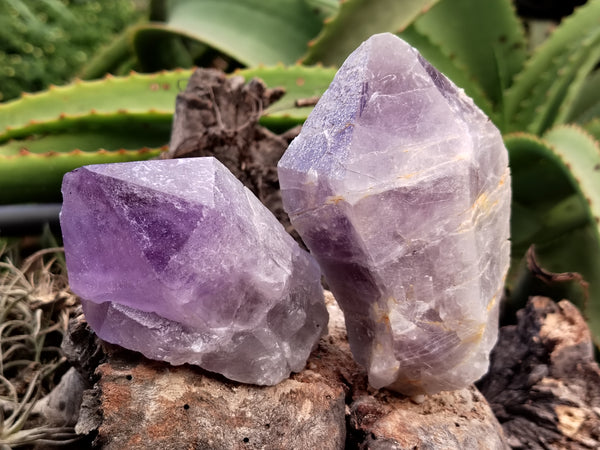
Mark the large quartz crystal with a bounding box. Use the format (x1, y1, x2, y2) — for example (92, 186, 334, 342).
(60, 157, 327, 386)
(278, 33, 511, 395)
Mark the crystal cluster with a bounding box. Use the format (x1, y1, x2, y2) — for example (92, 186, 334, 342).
(278, 33, 511, 395)
(60, 157, 327, 386)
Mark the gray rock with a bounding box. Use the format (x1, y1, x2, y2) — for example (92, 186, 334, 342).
(31, 367, 86, 427)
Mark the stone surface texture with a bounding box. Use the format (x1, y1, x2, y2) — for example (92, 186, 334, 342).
(347, 386, 507, 450)
(278, 33, 511, 395)
(31, 367, 86, 427)
(60, 157, 327, 386)
(69, 293, 507, 449)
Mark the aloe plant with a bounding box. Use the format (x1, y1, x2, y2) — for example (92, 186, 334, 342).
(0, 65, 336, 204)
(80, 0, 440, 77)
(506, 126, 600, 337)
(1, 0, 600, 343)
(80, 0, 338, 78)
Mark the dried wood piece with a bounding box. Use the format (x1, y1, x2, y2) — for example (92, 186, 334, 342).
(165, 68, 297, 238)
(478, 296, 600, 449)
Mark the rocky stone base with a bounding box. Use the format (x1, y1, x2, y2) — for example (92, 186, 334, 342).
(65, 292, 507, 449)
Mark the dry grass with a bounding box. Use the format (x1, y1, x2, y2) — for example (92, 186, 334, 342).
(0, 245, 80, 448)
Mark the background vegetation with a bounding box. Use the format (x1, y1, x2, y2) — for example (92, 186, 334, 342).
(0, 0, 143, 102)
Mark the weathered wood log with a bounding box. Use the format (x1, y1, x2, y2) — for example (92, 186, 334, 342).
(163, 68, 300, 242)
(478, 296, 600, 449)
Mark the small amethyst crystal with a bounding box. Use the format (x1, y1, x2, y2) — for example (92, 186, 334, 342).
(60, 157, 327, 385)
(278, 33, 511, 395)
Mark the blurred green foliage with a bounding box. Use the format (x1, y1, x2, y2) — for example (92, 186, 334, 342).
(0, 0, 142, 102)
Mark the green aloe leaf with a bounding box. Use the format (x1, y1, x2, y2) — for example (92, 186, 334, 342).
(0, 129, 170, 156)
(0, 71, 192, 143)
(529, 29, 600, 135)
(0, 66, 335, 143)
(506, 125, 600, 344)
(0, 112, 174, 147)
(78, 23, 141, 80)
(302, 0, 441, 66)
(411, 0, 526, 122)
(543, 125, 600, 228)
(567, 69, 600, 125)
(0, 66, 336, 205)
(504, 0, 600, 134)
(132, 25, 202, 73)
(134, 0, 325, 67)
(507, 133, 577, 254)
(584, 118, 600, 141)
(0, 148, 164, 204)
(304, 0, 339, 21)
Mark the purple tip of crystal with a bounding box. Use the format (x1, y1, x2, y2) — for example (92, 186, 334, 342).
(61, 157, 327, 386)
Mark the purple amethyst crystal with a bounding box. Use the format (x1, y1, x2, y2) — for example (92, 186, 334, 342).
(278, 33, 511, 395)
(60, 157, 327, 386)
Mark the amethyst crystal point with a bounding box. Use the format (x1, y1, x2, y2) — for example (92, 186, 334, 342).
(278, 33, 511, 396)
(60, 157, 327, 386)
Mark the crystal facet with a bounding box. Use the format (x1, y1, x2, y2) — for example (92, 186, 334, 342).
(61, 157, 327, 386)
(278, 33, 511, 395)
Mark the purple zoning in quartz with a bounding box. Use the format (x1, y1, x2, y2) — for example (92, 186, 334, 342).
(60, 157, 327, 386)
(278, 33, 511, 395)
